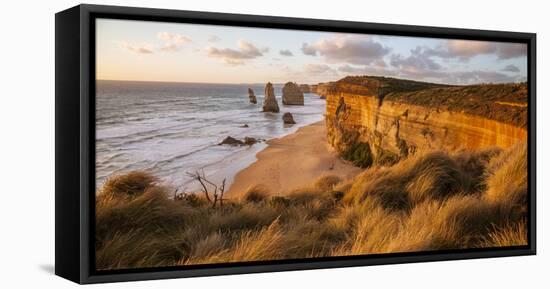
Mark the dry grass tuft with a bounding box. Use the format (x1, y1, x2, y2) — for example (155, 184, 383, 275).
(100, 171, 158, 198)
(242, 184, 269, 203)
(314, 175, 343, 192)
(485, 143, 528, 207)
(480, 221, 528, 248)
(343, 151, 474, 211)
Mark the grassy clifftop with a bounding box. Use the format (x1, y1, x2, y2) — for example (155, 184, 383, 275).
(327, 76, 528, 128)
(95, 143, 527, 270)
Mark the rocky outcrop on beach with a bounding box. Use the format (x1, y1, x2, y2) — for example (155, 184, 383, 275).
(248, 88, 257, 104)
(282, 82, 304, 105)
(282, 112, 296, 124)
(325, 76, 528, 166)
(262, 82, 280, 113)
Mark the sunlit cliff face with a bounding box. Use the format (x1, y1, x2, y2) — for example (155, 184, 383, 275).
(324, 77, 527, 162)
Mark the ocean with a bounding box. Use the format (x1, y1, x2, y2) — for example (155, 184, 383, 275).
(96, 80, 326, 192)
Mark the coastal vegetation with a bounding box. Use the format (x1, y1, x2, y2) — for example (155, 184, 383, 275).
(95, 143, 528, 270)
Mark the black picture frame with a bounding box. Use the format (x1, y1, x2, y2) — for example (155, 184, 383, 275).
(55, 4, 536, 284)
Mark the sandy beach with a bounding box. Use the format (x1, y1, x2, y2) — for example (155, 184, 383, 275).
(226, 120, 361, 196)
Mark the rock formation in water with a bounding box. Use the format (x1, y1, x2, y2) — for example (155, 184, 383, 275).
(262, 82, 280, 112)
(219, 136, 244, 146)
(243, 137, 258, 145)
(282, 112, 296, 124)
(282, 82, 304, 105)
(325, 76, 528, 167)
(248, 88, 257, 104)
(219, 136, 259, 146)
(299, 84, 311, 93)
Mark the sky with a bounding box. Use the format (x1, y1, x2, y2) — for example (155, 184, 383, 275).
(96, 18, 528, 85)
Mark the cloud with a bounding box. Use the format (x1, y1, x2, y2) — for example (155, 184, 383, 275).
(208, 35, 221, 42)
(501, 64, 520, 72)
(338, 64, 364, 74)
(301, 43, 317, 56)
(223, 59, 246, 66)
(304, 64, 338, 76)
(390, 47, 442, 71)
(301, 36, 390, 65)
(159, 43, 179, 52)
(449, 70, 520, 84)
(120, 32, 192, 54)
(340, 58, 520, 84)
(338, 63, 396, 77)
(383, 41, 526, 84)
(279, 49, 293, 56)
(496, 43, 527, 59)
(415, 40, 526, 61)
(119, 41, 154, 54)
(156, 32, 192, 52)
(157, 32, 192, 44)
(206, 40, 268, 65)
(446, 40, 497, 59)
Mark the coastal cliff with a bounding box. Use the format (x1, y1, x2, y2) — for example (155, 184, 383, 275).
(316, 82, 334, 99)
(325, 76, 528, 166)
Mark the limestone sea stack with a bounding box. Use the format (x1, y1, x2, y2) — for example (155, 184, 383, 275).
(282, 112, 296, 124)
(299, 84, 311, 93)
(282, 82, 304, 105)
(262, 82, 280, 112)
(248, 88, 257, 104)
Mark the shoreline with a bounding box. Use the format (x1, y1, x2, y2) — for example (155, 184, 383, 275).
(226, 120, 361, 197)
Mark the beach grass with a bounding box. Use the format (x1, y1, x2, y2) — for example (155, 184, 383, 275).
(95, 143, 528, 270)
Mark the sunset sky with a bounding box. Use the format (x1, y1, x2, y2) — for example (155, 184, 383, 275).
(96, 18, 528, 85)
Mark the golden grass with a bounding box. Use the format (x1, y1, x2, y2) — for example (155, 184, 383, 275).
(314, 175, 343, 192)
(241, 184, 270, 203)
(95, 143, 528, 270)
(481, 221, 528, 248)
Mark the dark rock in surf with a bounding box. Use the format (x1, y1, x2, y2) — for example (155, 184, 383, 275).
(244, 137, 258, 145)
(282, 112, 296, 124)
(219, 136, 259, 146)
(248, 88, 257, 104)
(219, 136, 244, 146)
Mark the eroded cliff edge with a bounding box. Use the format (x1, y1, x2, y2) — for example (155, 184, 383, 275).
(325, 76, 528, 167)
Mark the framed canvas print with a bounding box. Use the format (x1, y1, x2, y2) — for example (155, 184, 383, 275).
(55, 4, 536, 284)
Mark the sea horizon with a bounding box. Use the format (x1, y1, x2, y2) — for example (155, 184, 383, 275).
(97, 78, 312, 86)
